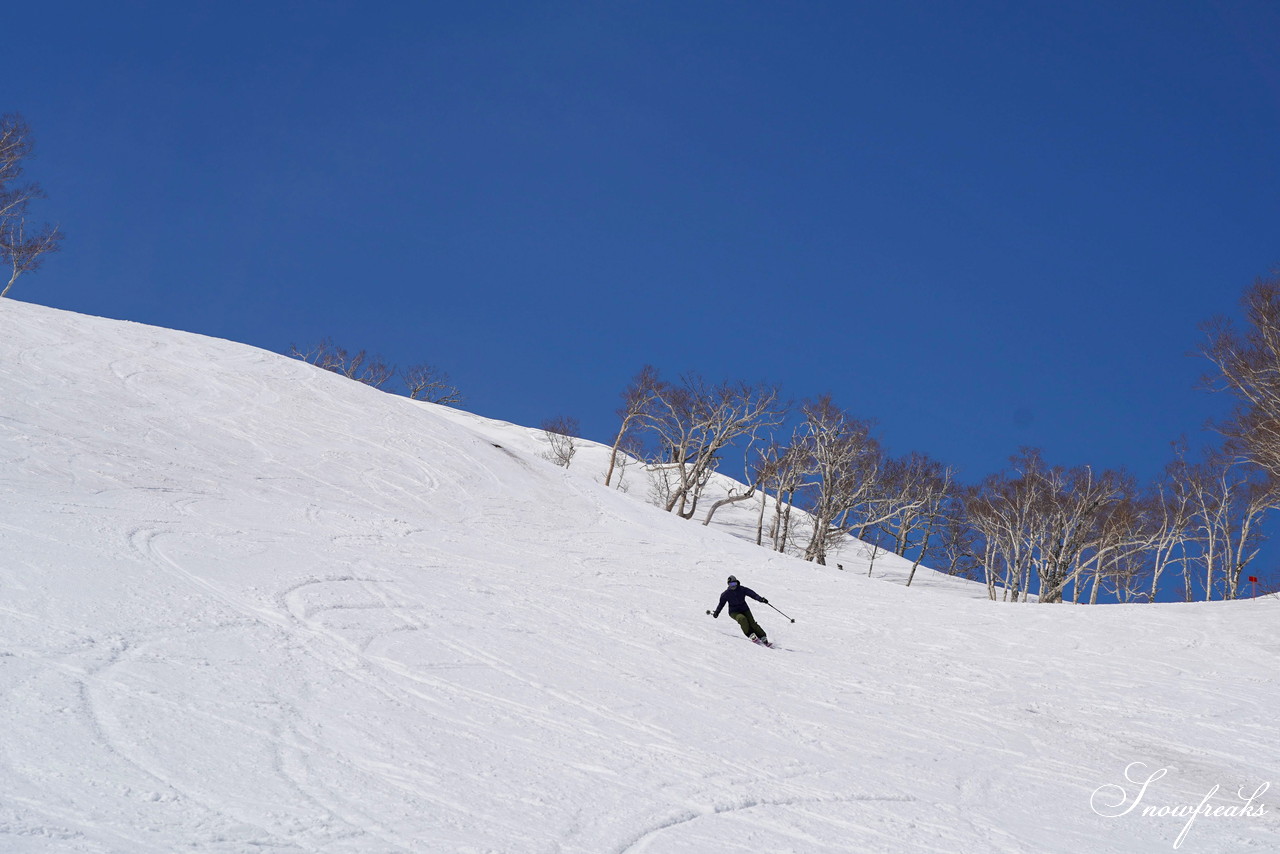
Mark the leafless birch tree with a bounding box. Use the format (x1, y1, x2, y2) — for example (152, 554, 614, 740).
(0, 114, 62, 298)
(795, 396, 887, 565)
(640, 375, 786, 520)
(605, 366, 661, 488)
(1202, 272, 1280, 485)
(1139, 471, 1194, 602)
(964, 467, 1040, 601)
(402, 363, 462, 404)
(878, 453, 954, 587)
(540, 416, 579, 469)
(752, 436, 808, 550)
(933, 497, 983, 581)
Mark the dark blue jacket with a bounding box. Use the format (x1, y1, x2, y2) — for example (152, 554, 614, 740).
(713, 585, 766, 617)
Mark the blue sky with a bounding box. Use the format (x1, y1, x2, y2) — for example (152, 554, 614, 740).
(8, 1, 1279, 486)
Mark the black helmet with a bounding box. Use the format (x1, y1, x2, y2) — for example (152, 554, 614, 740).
(727, 575, 739, 585)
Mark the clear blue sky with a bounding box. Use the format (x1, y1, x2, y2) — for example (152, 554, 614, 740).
(8, 1, 1279, 485)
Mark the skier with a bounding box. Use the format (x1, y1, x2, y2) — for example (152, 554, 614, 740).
(709, 575, 772, 646)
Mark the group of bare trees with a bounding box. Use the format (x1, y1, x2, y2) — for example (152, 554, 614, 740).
(1, 114, 62, 298)
(603, 368, 956, 579)
(954, 446, 1273, 603)
(602, 272, 1280, 605)
(743, 396, 952, 571)
(289, 337, 462, 405)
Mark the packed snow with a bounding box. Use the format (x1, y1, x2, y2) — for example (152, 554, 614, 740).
(0, 298, 1275, 853)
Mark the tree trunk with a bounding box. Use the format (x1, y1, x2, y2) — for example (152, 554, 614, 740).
(906, 529, 932, 587)
(755, 489, 769, 545)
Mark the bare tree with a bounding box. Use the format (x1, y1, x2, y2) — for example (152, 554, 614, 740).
(794, 396, 885, 565)
(932, 496, 983, 581)
(1202, 272, 1280, 483)
(540, 416, 579, 469)
(1229, 477, 1275, 599)
(402, 363, 462, 404)
(1198, 276, 1280, 599)
(873, 452, 953, 580)
(354, 354, 396, 389)
(964, 466, 1040, 601)
(879, 453, 954, 587)
(605, 366, 662, 488)
(1139, 467, 1195, 602)
(722, 430, 812, 553)
(751, 435, 807, 549)
(640, 375, 786, 519)
(0, 114, 62, 298)
(606, 431, 642, 493)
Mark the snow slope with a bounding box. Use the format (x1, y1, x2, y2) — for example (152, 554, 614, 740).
(1, 298, 1276, 853)
(424, 403, 986, 598)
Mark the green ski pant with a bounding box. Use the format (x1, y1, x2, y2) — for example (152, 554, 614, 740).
(730, 611, 766, 640)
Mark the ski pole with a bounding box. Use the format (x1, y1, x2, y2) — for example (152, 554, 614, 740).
(766, 602, 796, 623)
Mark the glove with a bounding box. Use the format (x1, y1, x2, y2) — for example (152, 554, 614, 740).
(761, 598, 769, 604)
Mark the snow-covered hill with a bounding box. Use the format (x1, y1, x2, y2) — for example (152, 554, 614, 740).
(424, 394, 985, 598)
(1, 299, 1275, 853)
